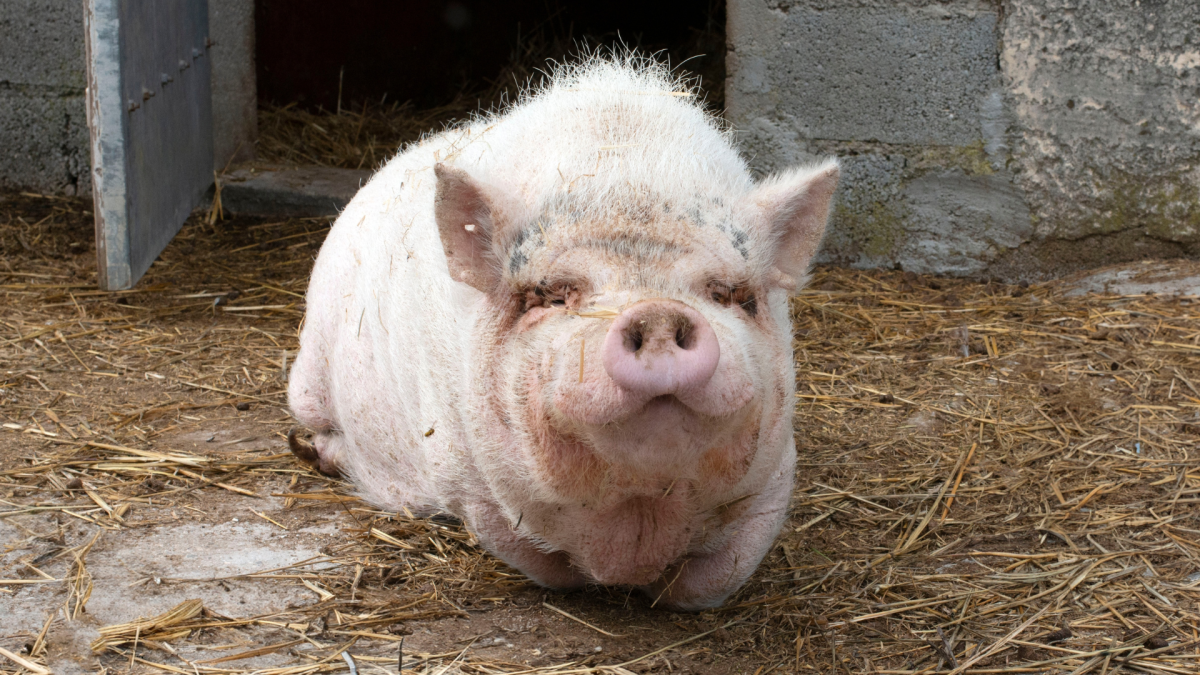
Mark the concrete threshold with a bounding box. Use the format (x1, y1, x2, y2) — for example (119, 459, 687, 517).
(219, 166, 373, 218)
(1061, 259, 1200, 297)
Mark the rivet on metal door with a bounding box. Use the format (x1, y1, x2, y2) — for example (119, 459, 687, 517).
(84, 0, 214, 290)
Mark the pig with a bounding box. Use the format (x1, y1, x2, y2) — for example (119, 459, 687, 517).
(287, 55, 838, 610)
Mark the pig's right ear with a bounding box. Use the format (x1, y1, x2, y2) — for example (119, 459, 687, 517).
(748, 159, 839, 292)
(434, 164, 507, 293)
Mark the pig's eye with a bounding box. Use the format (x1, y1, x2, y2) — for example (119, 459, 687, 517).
(735, 287, 758, 317)
(708, 282, 757, 317)
(709, 282, 733, 307)
(524, 281, 580, 312)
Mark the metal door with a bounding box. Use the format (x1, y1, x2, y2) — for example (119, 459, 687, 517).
(84, 0, 214, 290)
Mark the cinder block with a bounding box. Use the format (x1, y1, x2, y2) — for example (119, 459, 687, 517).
(728, 2, 999, 151)
(728, 1, 1028, 277)
(209, 0, 257, 168)
(0, 0, 90, 193)
(0, 88, 90, 194)
(897, 172, 1032, 276)
(816, 156, 1031, 276)
(0, 0, 86, 88)
(816, 153, 908, 269)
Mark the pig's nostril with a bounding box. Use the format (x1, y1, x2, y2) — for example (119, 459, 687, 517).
(627, 328, 644, 353)
(675, 327, 689, 349)
(625, 318, 697, 353)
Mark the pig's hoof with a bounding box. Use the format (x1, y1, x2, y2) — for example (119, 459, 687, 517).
(288, 427, 341, 477)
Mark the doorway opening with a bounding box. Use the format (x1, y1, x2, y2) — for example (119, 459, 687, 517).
(252, 0, 726, 168)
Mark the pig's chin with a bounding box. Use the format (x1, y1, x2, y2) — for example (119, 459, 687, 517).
(588, 396, 716, 470)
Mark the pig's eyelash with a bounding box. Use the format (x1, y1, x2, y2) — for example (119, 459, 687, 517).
(524, 281, 580, 312)
(708, 281, 734, 307)
(736, 287, 758, 317)
(708, 281, 757, 316)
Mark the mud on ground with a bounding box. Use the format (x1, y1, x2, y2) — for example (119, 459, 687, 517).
(2, 191, 1200, 675)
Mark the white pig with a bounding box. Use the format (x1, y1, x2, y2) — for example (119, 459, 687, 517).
(287, 55, 838, 609)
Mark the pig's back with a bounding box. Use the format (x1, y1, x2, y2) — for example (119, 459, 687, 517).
(292, 129, 490, 512)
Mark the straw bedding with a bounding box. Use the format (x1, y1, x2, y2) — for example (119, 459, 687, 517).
(3, 159, 1200, 673)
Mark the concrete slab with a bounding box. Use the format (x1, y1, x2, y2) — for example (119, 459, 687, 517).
(220, 166, 373, 217)
(1, 502, 345, 673)
(1002, 1, 1200, 243)
(1060, 259, 1200, 297)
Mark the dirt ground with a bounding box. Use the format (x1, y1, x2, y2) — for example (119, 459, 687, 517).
(3, 191, 1200, 675)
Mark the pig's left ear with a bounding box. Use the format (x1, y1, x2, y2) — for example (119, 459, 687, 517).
(434, 164, 512, 293)
(748, 159, 839, 291)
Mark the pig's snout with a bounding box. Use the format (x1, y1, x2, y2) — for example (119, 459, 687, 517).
(601, 301, 720, 398)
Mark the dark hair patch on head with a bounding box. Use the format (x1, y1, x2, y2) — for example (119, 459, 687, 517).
(509, 250, 529, 275)
(731, 228, 749, 260)
(510, 226, 530, 251)
(506, 226, 536, 275)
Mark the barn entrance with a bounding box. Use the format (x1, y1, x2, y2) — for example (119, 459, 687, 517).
(255, 0, 725, 114)
(83, 0, 724, 289)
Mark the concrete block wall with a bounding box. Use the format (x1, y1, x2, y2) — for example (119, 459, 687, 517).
(0, 0, 256, 195)
(209, 0, 257, 168)
(0, 0, 91, 195)
(727, 0, 1200, 280)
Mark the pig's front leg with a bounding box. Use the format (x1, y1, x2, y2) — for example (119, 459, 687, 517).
(467, 500, 588, 590)
(642, 466, 794, 611)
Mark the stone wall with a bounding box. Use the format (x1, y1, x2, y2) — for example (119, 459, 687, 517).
(727, 0, 1200, 280)
(0, 0, 256, 194)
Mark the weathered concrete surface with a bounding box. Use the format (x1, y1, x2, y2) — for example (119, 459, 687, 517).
(1060, 259, 1200, 297)
(220, 166, 373, 217)
(727, 0, 1200, 280)
(999, 0, 1200, 267)
(728, 2, 999, 149)
(0, 0, 257, 193)
(0, 0, 90, 194)
(897, 171, 1033, 276)
(0, 501, 343, 673)
(210, 0, 257, 167)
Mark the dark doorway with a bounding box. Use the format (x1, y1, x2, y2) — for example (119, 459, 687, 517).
(255, 0, 725, 112)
